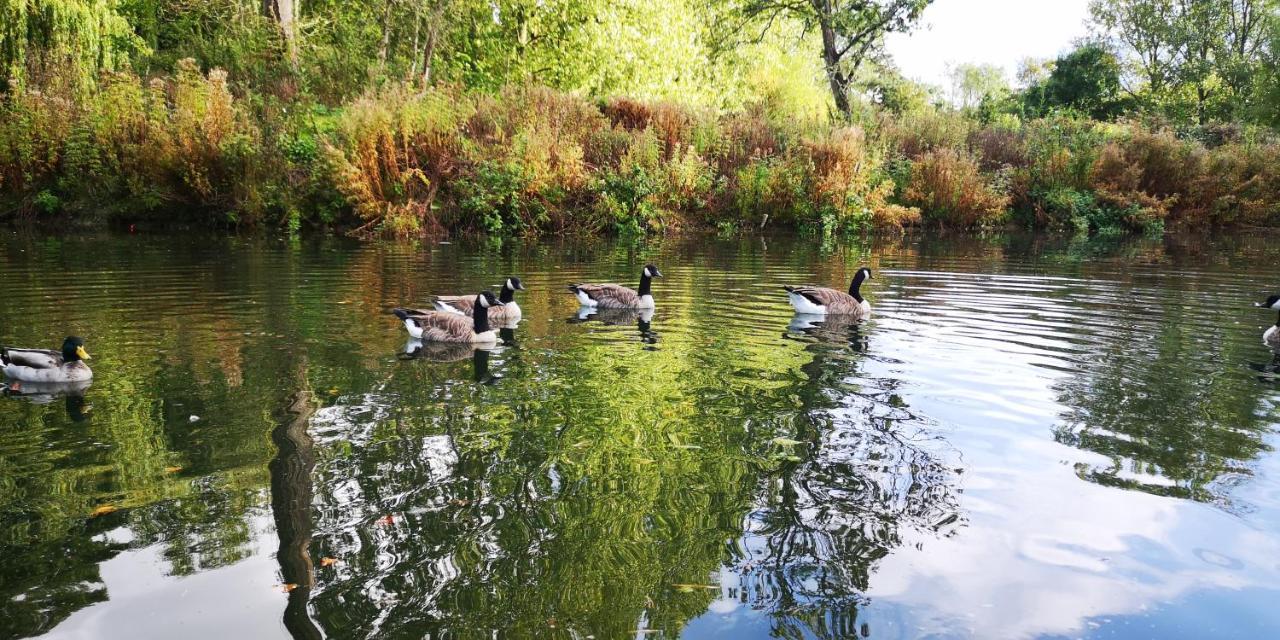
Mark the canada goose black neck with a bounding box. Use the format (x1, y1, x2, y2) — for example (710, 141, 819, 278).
(638, 273, 653, 297)
(847, 269, 869, 303)
(472, 295, 492, 334)
(638, 265, 660, 297)
(499, 277, 523, 303)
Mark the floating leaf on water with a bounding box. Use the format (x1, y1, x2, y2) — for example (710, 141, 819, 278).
(280, 583, 299, 592)
(771, 437, 803, 446)
(164, 466, 183, 473)
(672, 583, 718, 592)
(378, 514, 395, 526)
(328, 388, 340, 396)
(319, 557, 339, 567)
(90, 505, 118, 518)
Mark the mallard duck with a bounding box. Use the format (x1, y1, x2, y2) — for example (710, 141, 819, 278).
(1257, 294, 1280, 348)
(569, 264, 661, 309)
(431, 277, 525, 324)
(393, 291, 504, 343)
(1, 336, 93, 383)
(784, 267, 872, 318)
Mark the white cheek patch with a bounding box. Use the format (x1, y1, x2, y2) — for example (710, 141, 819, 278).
(506, 279, 514, 290)
(480, 297, 491, 308)
(643, 267, 653, 277)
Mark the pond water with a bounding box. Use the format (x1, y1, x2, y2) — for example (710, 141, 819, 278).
(2, 231, 1280, 640)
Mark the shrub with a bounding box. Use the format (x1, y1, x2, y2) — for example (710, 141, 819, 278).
(1185, 144, 1280, 227)
(881, 109, 973, 159)
(903, 148, 1010, 228)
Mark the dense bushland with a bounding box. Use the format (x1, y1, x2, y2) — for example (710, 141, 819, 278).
(3, 63, 1280, 236)
(1, 67, 922, 235)
(3, 0, 1280, 237)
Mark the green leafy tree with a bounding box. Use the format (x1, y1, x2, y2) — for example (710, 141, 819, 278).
(0, 0, 146, 92)
(1033, 43, 1125, 120)
(733, 0, 934, 118)
(947, 62, 1009, 111)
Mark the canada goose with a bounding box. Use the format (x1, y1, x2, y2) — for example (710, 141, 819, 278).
(1258, 294, 1280, 348)
(392, 291, 504, 343)
(569, 264, 661, 309)
(433, 277, 525, 324)
(1, 337, 93, 383)
(784, 267, 872, 318)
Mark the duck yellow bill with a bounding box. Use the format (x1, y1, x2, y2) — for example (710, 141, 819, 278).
(76, 346, 91, 360)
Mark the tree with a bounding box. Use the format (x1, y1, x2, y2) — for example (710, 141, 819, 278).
(1036, 43, 1125, 119)
(947, 62, 1008, 110)
(1089, 0, 1182, 96)
(261, 0, 298, 66)
(735, 0, 933, 118)
(1218, 0, 1277, 117)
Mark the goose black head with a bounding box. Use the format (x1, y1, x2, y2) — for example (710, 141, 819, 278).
(1258, 294, 1280, 310)
(61, 336, 90, 362)
(642, 264, 662, 279)
(475, 290, 505, 309)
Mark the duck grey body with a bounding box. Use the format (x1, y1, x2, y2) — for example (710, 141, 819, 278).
(569, 265, 661, 309)
(2, 337, 93, 383)
(785, 267, 872, 319)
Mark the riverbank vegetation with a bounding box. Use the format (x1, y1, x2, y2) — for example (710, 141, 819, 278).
(2, 0, 1279, 237)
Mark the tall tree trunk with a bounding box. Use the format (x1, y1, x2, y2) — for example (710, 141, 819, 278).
(819, 20, 851, 118)
(378, 0, 394, 73)
(421, 18, 439, 87)
(262, 0, 298, 67)
(409, 2, 422, 79)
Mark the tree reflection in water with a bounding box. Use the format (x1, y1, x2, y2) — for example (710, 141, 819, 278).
(733, 316, 963, 638)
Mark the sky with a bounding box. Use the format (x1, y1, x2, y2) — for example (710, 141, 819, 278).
(884, 0, 1093, 89)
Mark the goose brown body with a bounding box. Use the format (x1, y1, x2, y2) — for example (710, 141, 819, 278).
(433, 278, 524, 324)
(784, 267, 872, 319)
(569, 265, 661, 309)
(393, 292, 504, 343)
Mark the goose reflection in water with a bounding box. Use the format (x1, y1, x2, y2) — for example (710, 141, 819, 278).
(786, 313, 869, 353)
(2, 379, 92, 422)
(569, 307, 658, 345)
(400, 338, 502, 384)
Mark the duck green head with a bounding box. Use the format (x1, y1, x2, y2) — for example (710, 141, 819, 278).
(62, 336, 90, 362)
